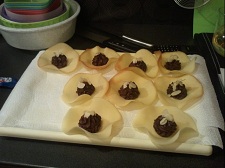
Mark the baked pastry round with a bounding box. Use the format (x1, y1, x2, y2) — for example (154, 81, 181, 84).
(154, 74, 203, 110)
(62, 98, 122, 139)
(79, 46, 120, 70)
(38, 43, 79, 74)
(62, 73, 109, 106)
(106, 69, 157, 109)
(132, 106, 198, 145)
(115, 49, 159, 78)
(158, 51, 196, 75)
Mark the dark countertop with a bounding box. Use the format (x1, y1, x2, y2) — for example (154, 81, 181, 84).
(0, 23, 224, 168)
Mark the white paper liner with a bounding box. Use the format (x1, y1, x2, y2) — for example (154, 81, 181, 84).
(0, 51, 224, 152)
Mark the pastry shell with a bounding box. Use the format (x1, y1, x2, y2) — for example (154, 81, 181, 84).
(115, 49, 159, 78)
(154, 74, 203, 110)
(158, 51, 196, 75)
(62, 98, 122, 139)
(62, 73, 109, 106)
(38, 43, 79, 74)
(79, 46, 120, 70)
(106, 69, 157, 110)
(132, 106, 198, 145)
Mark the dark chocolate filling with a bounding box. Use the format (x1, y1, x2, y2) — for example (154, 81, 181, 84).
(92, 53, 109, 66)
(118, 82, 140, 100)
(167, 82, 187, 100)
(153, 115, 177, 137)
(164, 59, 181, 70)
(51, 54, 68, 69)
(76, 82, 95, 96)
(129, 60, 147, 72)
(78, 113, 101, 133)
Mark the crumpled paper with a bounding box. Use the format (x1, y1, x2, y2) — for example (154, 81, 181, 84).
(0, 51, 224, 149)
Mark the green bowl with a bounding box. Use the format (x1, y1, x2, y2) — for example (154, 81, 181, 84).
(0, 1, 70, 28)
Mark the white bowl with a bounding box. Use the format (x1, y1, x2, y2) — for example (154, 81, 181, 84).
(0, 0, 80, 50)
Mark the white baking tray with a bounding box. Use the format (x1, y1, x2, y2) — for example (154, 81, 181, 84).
(1, 50, 223, 156)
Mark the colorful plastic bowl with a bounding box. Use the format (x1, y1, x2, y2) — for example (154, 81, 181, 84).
(5, 0, 61, 14)
(0, 1, 69, 28)
(4, 0, 55, 10)
(3, 2, 64, 23)
(0, 0, 80, 50)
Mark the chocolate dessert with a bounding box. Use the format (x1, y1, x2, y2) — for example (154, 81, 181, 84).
(118, 81, 140, 100)
(167, 80, 187, 100)
(129, 59, 147, 72)
(153, 114, 177, 137)
(51, 54, 68, 69)
(76, 81, 95, 96)
(78, 111, 101, 133)
(92, 53, 109, 66)
(164, 59, 181, 70)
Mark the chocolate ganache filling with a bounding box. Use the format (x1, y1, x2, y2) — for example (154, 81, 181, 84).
(118, 81, 140, 100)
(51, 54, 68, 69)
(153, 112, 177, 137)
(167, 80, 187, 100)
(164, 59, 181, 70)
(164, 54, 181, 71)
(92, 53, 109, 66)
(78, 111, 101, 133)
(129, 58, 147, 72)
(76, 79, 95, 96)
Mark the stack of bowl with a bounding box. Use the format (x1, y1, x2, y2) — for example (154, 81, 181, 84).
(0, 0, 80, 50)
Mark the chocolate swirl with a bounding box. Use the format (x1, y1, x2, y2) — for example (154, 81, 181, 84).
(153, 115, 177, 137)
(51, 54, 67, 69)
(129, 60, 147, 72)
(76, 81, 95, 96)
(92, 53, 109, 66)
(118, 81, 140, 100)
(78, 112, 101, 133)
(164, 59, 181, 70)
(167, 81, 187, 100)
